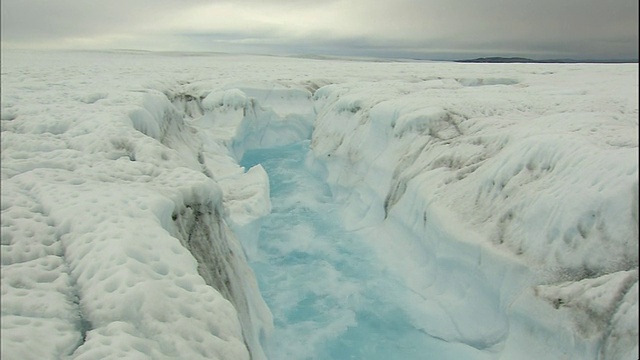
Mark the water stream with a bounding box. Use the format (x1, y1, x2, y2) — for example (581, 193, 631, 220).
(240, 141, 487, 360)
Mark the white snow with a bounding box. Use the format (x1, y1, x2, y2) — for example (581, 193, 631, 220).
(1, 49, 638, 359)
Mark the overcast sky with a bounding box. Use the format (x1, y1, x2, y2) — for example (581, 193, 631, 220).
(1, 0, 638, 60)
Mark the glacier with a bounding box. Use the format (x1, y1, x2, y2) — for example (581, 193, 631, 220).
(1, 50, 637, 359)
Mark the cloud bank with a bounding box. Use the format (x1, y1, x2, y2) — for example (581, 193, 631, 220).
(1, 0, 638, 60)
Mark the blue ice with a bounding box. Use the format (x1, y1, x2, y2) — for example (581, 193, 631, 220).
(240, 141, 488, 360)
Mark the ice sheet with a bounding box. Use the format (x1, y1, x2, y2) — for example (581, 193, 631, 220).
(1, 50, 637, 359)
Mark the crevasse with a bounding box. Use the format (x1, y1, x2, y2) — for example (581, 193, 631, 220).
(187, 78, 637, 359)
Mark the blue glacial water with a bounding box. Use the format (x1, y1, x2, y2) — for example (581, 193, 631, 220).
(240, 141, 486, 360)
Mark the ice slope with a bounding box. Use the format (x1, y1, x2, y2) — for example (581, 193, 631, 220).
(1, 51, 277, 360)
(308, 65, 639, 359)
(1, 49, 638, 359)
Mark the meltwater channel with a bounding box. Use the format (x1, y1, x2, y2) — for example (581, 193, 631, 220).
(239, 141, 488, 360)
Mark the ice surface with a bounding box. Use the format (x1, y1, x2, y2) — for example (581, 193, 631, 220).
(1, 50, 638, 359)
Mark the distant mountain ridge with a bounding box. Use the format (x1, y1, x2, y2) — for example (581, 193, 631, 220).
(455, 56, 638, 64)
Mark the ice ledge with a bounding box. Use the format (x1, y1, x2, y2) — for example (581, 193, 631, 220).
(504, 270, 638, 359)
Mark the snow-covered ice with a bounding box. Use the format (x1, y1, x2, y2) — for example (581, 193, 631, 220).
(1, 49, 637, 359)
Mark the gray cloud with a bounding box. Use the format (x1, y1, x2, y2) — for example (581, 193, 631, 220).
(1, 0, 208, 42)
(1, 0, 637, 60)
